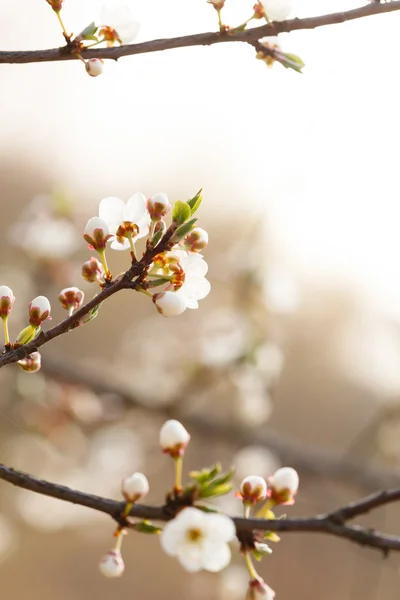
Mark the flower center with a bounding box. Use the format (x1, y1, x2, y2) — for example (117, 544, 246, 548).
(187, 527, 203, 542)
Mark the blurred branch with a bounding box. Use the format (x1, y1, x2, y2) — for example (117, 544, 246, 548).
(1, 463, 400, 553)
(0, 224, 177, 369)
(1, 3, 400, 65)
(42, 356, 400, 492)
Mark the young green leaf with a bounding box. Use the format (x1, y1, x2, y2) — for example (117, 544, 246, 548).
(172, 200, 191, 225)
(186, 190, 203, 215)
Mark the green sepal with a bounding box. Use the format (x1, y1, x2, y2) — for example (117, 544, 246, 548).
(186, 189, 203, 215)
(172, 200, 191, 225)
(150, 227, 164, 248)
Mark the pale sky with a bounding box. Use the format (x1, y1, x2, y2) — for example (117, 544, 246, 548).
(1, 0, 400, 317)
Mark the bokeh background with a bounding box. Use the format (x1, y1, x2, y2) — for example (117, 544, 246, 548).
(1, 0, 400, 598)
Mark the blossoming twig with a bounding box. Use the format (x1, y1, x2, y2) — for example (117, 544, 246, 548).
(0, 463, 400, 553)
(1, 2, 400, 65)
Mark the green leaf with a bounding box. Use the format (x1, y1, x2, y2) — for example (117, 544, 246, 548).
(194, 504, 220, 513)
(207, 468, 235, 488)
(76, 21, 99, 41)
(172, 200, 191, 225)
(132, 520, 162, 535)
(264, 531, 280, 543)
(198, 482, 233, 498)
(173, 218, 198, 242)
(186, 189, 203, 215)
(16, 325, 40, 345)
(277, 52, 305, 73)
(150, 227, 164, 248)
(190, 463, 221, 485)
(78, 302, 102, 325)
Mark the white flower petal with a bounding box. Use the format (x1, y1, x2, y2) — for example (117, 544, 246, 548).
(202, 514, 236, 543)
(177, 542, 204, 572)
(101, 2, 140, 43)
(110, 238, 130, 251)
(124, 192, 147, 221)
(160, 519, 186, 556)
(99, 197, 125, 231)
(201, 540, 231, 572)
(182, 278, 211, 302)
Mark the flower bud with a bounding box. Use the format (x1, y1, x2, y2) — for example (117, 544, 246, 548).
(246, 578, 275, 600)
(268, 467, 299, 505)
(18, 351, 41, 373)
(46, 0, 63, 10)
(85, 59, 105, 78)
(183, 227, 208, 252)
(160, 419, 190, 458)
(240, 475, 267, 504)
(98, 550, 125, 578)
(58, 287, 85, 312)
(29, 296, 51, 327)
(153, 291, 186, 317)
(82, 257, 105, 283)
(0, 286, 15, 318)
(83, 217, 112, 251)
(147, 193, 171, 221)
(121, 472, 149, 502)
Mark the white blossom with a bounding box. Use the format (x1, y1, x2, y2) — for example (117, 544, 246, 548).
(98, 194, 150, 250)
(183, 227, 209, 253)
(260, 0, 293, 21)
(246, 578, 275, 600)
(0, 286, 14, 317)
(169, 251, 211, 309)
(159, 419, 190, 456)
(240, 475, 267, 503)
(160, 507, 235, 572)
(85, 58, 105, 77)
(29, 296, 51, 327)
(84, 217, 111, 252)
(98, 549, 125, 578)
(101, 2, 140, 43)
(121, 472, 149, 502)
(147, 192, 171, 221)
(153, 291, 186, 317)
(58, 287, 84, 311)
(269, 467, 299, 495)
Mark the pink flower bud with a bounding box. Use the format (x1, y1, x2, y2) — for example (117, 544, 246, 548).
(18, 351, 41, 373)
(268, 467, 299, 505)
(82, 257, 105, 283)
(83, 217, 112, 251)
(121, 472, 149, 502)
(85, 59, 105, 78)
(147, 193, 171, 221)
(98, 550, 125, 578)
(0, 286, 15, 318)
(153, 291, 186, 317)
(46, 0, 63, 10)
(246, 578, 275, 600)
(58, 287, 85, 312)
(159, 419, 190, 458)
(240, 476, 267, 504)
(183, 227, 208, 252)
(29, 296, 51, 327)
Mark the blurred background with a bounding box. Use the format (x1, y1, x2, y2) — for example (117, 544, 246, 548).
(1, 0, 400, 598)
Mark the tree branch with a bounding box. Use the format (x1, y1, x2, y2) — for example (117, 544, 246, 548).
(1, 3, 400, 65)
(1, 463, 400, 553)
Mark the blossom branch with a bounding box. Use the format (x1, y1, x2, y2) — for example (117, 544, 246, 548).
(1, 2, 400, 65)
(0, 223, 177, 369)
(1, 463, 400, 553)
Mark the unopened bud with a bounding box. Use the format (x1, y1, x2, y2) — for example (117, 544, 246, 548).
(209, 0, 225, 9)
(85, 59, 105, 78)
(82, 257, 105, 283)
(58, 287, 85, 312)
(153, 291, 186, 317)
(29, 296, 51, 327)
(98, 550, 125, 578)
(83, 217, 111, 251)
(183, 227, 208, 252)
(246, 578, 275, 600)
(18, 351, 41, 373)
(121, 472, 149, 502)
(147, 193, 171, 221)
(46, 0, 63, 11)
(240, 476, 267, 504)
(159, 419, 190, 458)
(0, 286, 15, 318)
(268, 467, 299, 505)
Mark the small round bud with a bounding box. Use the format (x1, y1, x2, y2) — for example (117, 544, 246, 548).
(58, 287, 85, 312)
(160, 419, 190, 458)
(240, 475, 267, 504)
(85, 59, 105, 78)
(268, 467, 299, 505)
(18, 351, 41, 373)
(153, 291, 186, 317)
(82, 257, 105, 283)
(147, 193, 171, 221)
(98, 550, 125, 578)
(121, 472, 149, 502)
(0, 286, 15, 318)
(46, 0, 63, 10)
(246, 578, 275, 600)
(83, 217, 111, 251)
(29, 296, 51, 327)
(183, 227, 208, 253)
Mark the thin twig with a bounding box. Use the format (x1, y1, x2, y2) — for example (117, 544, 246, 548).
(1, 3, 400, 65)
(1, 463, 400, 553)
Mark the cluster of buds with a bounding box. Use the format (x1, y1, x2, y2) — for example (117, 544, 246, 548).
(82, 190, 210, 317)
